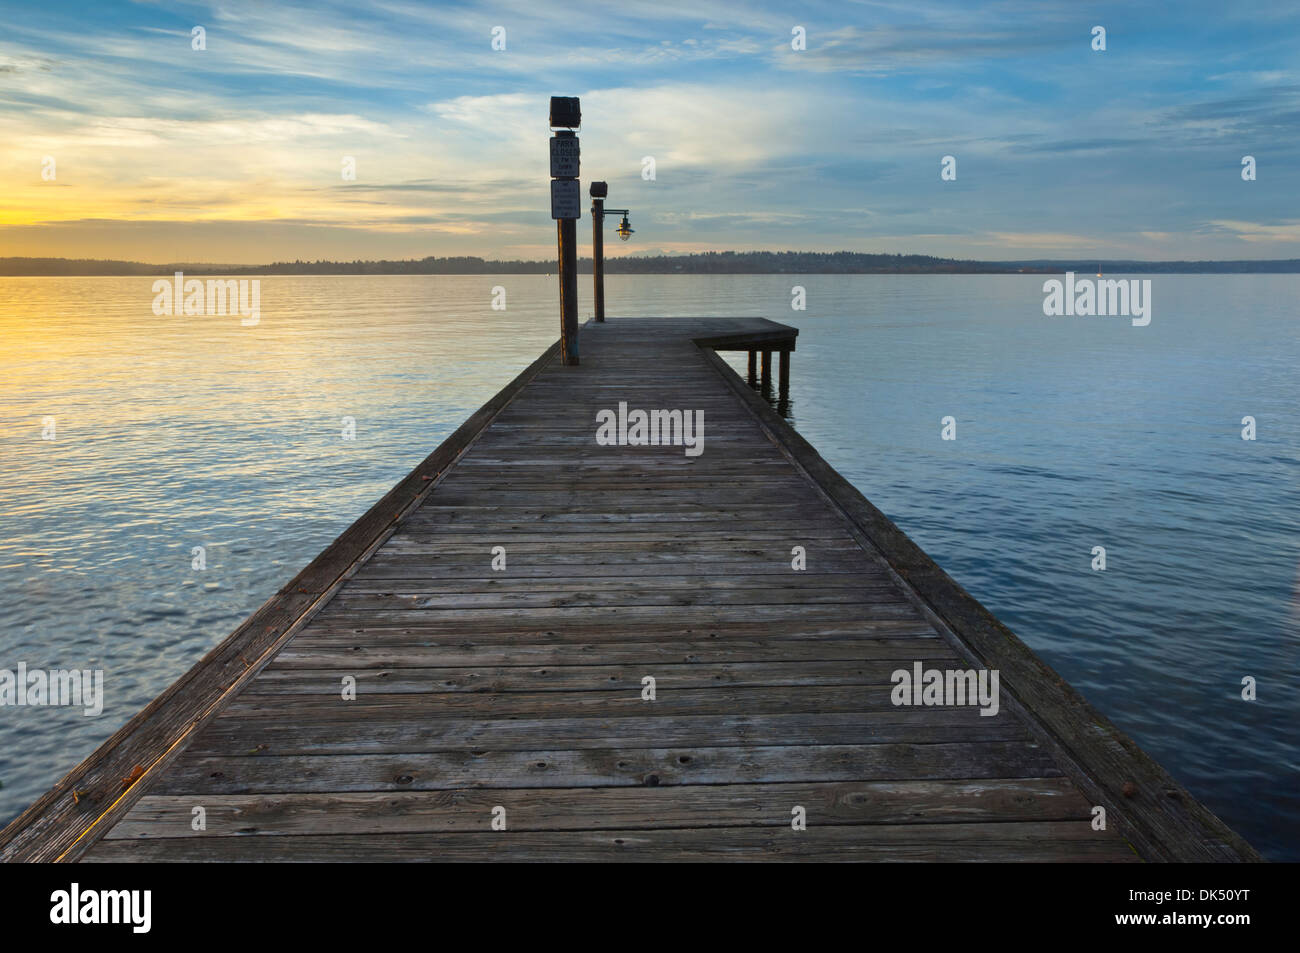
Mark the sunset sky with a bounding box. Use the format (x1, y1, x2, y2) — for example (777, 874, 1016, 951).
(1, 0, 1298, 264)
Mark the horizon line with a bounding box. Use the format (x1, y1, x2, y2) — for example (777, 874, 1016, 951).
(4, 251, 1300, 270)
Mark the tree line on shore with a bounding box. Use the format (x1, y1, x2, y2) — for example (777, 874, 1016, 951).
(3, 251, 1298, 276)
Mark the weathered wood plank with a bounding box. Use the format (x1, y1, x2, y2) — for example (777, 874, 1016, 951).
(84, 823, 1137, 863)
(327, 587, 903, 611)
(218, 684, 976, 720)
(182, 710, 1031, 757)
(285, 618, 939, 642)
(352, 560, 880, 579)
(106, 779, 1096, 839)
(267, 637, 946, 670)
(388, 525, 858, 542)
(372, 537, 872, 554)
(341, 572, 891, 593)
(146, 742, 1067, 795)
(305, 604, 924, 627)
(404, 505, 842, 523)
(243, 659, 955, 695)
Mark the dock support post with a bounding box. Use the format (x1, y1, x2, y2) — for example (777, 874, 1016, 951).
(779, 349, 790, 400)
(760, 350, 772, 392)
(549, 98, 581, 365)
(557, 217, 579, 364)
(591, 187, 605, 322)
(747, 350, 757, 385)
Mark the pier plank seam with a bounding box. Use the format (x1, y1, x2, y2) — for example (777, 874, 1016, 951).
(2, 318, 1258, 862)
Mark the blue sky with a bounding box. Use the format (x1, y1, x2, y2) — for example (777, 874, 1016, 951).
(1, 0, 1298, 262)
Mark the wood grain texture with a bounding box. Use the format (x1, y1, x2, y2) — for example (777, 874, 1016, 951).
(145, 742, 1068, 795)
(107, 779, 1092, 838)
(86, 823, 1136, 863)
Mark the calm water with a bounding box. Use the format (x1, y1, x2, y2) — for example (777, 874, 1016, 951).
(1, 274, 1296, 859)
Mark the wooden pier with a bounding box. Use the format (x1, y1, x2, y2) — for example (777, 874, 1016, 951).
(1, 317, 1260, 862)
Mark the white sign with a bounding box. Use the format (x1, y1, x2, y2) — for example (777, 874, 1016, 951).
(551, 179, 581, 219)
(550, 136, 580, 177)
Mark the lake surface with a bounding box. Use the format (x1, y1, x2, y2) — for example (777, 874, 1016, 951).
(1, 274, 1296, 859)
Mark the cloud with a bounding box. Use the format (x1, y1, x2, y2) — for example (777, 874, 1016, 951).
(2, 0, 1299, 261)
(774, 22, 1066, 74)
(1208, 220, 1300, 243)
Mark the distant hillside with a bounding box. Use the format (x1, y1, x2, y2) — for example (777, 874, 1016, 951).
(2, 252, 1298, 276)
(0, 258, 242, 276)
(997, 258, 1300, 274)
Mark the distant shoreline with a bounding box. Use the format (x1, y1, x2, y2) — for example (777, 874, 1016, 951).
(3, 252, 1299, 277)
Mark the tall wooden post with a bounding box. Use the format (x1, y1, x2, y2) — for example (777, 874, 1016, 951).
(747, 350, 757, 385)
(557, 216, 578, 363)
(549, 98, 582, 365)
(761, 350, 772, 392)
(778, 349, 790, 400)
(590, 183, 606, 322)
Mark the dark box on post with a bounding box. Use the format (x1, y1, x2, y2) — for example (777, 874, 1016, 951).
(549, 96, 581, 129)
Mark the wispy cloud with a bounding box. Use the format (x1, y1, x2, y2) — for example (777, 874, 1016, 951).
(1, 0, 1298, 261)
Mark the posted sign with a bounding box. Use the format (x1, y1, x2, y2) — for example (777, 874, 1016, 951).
(550, 179, 581, 219)
(550, 136, 580, 177)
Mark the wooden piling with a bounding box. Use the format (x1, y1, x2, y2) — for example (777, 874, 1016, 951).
(557, 218, 579, 364)
(591, 197, 605, 323)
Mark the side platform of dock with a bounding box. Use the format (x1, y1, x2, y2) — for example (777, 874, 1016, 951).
(0, 318, 1260, 862)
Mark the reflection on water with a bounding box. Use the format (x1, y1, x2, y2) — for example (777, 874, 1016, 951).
(715, 349, 796, 420)
(750, 374, 795, 421)
(1, 274, 1297, 859)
